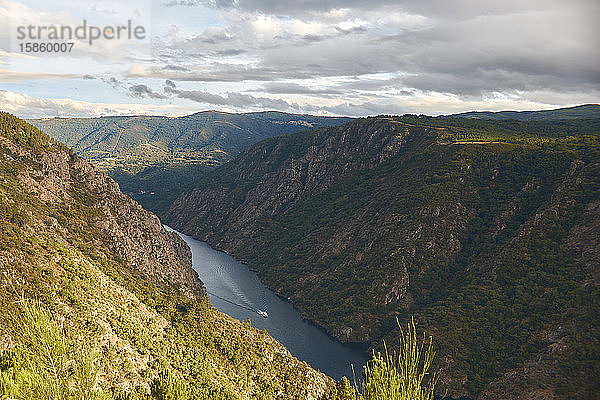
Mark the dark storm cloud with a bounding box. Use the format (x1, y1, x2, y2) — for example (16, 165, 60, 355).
(128, 62, 342, 82)
(387, 6, 600, 95)
(160, 0, 599, 101)
(259, 82, 343, 95)
(319, 101, 408, 116)
(164, 85, 297, 109)
(129, 84, 168, 99)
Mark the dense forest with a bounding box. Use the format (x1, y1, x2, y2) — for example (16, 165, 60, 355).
(29, 112, 351, 216)
(165, 113, 600, 399)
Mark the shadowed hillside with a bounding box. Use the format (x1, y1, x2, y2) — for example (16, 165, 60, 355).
(448, 104, 600, 120)
(29, 111, 351, 216)
(165, 115, 600, 399)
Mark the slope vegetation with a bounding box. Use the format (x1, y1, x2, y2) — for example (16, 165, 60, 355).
(448, 104, 600, 120)
(0, 112, 332, 399)
(165, 115, 600, 399)
(29, 111, 350, 216)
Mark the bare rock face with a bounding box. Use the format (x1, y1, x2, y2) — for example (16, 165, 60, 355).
(2, 134, 201, 298)
(69, 158, 201, 297)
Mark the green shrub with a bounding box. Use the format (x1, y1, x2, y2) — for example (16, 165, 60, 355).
(327, 377, 354, 400)
(150, 368, 188, 400)
(0, 299, 101, 400)
(341, 318, 440, 400)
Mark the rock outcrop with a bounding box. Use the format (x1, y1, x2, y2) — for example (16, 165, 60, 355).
(2, 132, 201, 298)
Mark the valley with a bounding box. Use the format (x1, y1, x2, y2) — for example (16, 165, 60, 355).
(29, 112, 351, 216)
(3, 0, 597, 397)
(4, 106, 599, 399)
(163, 110, 600, 399)
(0, 113, 335, 399)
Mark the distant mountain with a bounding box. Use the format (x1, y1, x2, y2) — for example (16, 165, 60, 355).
(165, 115, 600, 399)
(447, 104, 600, 120)
(28, 111, 352, 173)
(0, 112, 333, 398)
(29, 111, 351, 216)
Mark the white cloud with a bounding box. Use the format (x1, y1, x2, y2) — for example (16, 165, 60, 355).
(1, 0, 598, 118)
(0, 68, 80, 82)
(0, 90, 197, 118)
(1, 0, 152, 62)
(251, 14, 282, 37)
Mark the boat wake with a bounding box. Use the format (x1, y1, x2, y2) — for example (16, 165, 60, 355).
(207, 290, 268, 318)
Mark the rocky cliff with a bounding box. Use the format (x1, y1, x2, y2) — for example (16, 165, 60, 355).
(166, 118, 425, 251)
(165, 115, 600, 399)
(0, 112, 333, 399)
(22, 136, 201, 298)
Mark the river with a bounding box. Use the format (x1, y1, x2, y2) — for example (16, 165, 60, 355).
(165, 226, 369, 381)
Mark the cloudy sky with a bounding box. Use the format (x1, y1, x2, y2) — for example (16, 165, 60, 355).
(0, 0, 598, 118)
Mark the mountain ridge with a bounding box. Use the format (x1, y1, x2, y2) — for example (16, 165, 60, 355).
(164, 115, 600, 399)
(447, 104, 600, 120)
(28, 111, 351, 216)
(28, 111, 352, 173)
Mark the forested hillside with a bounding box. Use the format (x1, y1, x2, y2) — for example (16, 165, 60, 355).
(29, 112, 351, 216)
(448, 104, 600, 120)
(165, 115, 600, 399)
(0, 112, 333, 399)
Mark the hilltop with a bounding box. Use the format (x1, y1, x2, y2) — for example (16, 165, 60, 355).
(448, 104, 600, 120)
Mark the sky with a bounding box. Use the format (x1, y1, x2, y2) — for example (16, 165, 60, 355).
(0, 0, 598, 118)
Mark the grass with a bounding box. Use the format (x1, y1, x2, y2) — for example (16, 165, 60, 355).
(0, 298, 100, 400)
(328, 318, 441, 400)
